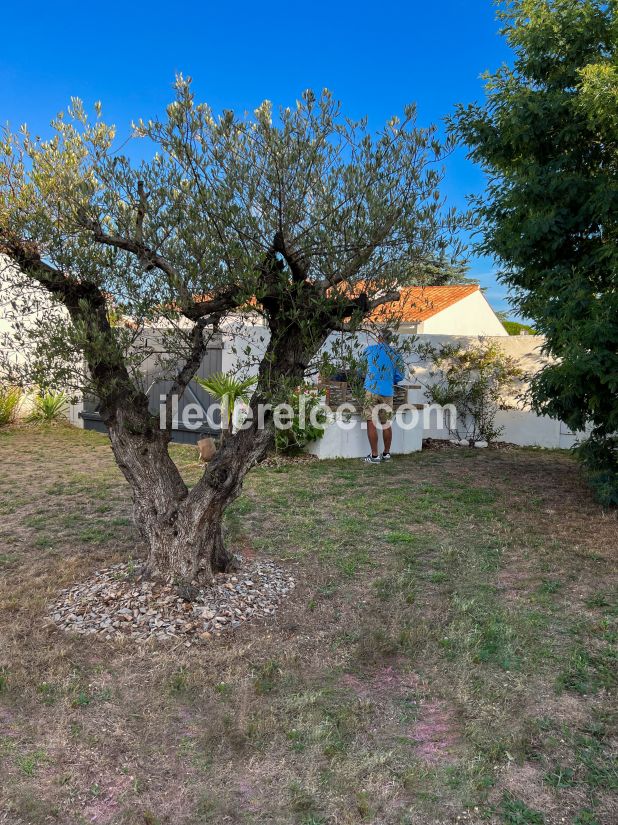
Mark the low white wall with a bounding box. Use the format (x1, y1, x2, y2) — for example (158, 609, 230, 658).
(424, 408, 587, 449)
(496, 410, 588, 449)
(306, 409, 423, 459)
(406, 334, 590, 449)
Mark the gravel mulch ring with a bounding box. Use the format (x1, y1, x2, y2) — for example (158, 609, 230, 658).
(47, 560, 296, 644)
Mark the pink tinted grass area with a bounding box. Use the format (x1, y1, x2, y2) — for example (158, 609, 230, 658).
(340, 665, 420, 700)
(340, 665, 460, 763)
(407, 699, 460, 764)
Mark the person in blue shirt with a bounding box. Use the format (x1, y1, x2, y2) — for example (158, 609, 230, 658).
(362, 331, 405, 463)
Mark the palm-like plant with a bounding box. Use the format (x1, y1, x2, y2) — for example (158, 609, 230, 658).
(0, 385, 22, 427)
(26, 390, 69, 422)
(196, 373, 256, 440)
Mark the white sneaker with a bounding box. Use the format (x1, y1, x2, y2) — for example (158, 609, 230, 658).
(363, 454, 381, 464)
(381, 452, 392, 461)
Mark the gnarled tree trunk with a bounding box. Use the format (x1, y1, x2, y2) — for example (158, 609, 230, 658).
(106, 401, 274, 591)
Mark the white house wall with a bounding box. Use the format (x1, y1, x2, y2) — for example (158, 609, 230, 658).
(419, 290, 508, 336)
(1, 255, 72, 419)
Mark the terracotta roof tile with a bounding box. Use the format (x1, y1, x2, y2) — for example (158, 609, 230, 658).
(370, 284, 480, 323)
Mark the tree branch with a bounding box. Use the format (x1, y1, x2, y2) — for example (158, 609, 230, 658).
(326, 289, 401, 331)
(182, 289, 242, 322)
(135, 180, 147, 246)
(272, 230, 308, 283)
(79, 211, 190, 293)
(0, 232, 151, 427)
(320, 212, 400, 289)
(76, 207, 242, 322)
(0, 233, 102, 307)
(162, 318, 214, 429)
(368, 289, 401, 310)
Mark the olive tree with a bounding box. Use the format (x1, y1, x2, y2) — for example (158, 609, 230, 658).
(0, 78, 460, 591)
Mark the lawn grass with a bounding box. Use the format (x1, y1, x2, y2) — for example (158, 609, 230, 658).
(0, 423, 616, 824)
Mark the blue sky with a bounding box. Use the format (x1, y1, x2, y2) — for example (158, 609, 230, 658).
(1, 1, 520, 317)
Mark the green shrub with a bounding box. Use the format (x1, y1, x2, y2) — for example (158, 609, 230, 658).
(419, 338, 522, 445)
(587, 470, 618, 508)
(501, 320, 536, 336)
(576, 434, 618, 507)
(26, 390, 69, 422)
(274, 386, 328, 453)
(0, 385, 22, 426)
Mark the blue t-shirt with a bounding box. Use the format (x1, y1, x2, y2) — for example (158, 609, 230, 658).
(364, 343, 404, 396)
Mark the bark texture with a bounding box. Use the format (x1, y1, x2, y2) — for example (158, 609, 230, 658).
(106, 396, 276, 588)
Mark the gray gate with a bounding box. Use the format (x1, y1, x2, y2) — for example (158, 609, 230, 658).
(80, 329, 223, 444)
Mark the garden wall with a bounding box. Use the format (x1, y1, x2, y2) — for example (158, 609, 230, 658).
(404, 334, 589, 449)
(220, 327, 588, 450)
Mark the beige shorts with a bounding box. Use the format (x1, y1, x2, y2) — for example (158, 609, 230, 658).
(363, 392, 393, 424)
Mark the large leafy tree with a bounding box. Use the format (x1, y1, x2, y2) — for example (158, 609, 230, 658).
(452, 1, 618, 462)
(0, 79, 460, 589)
